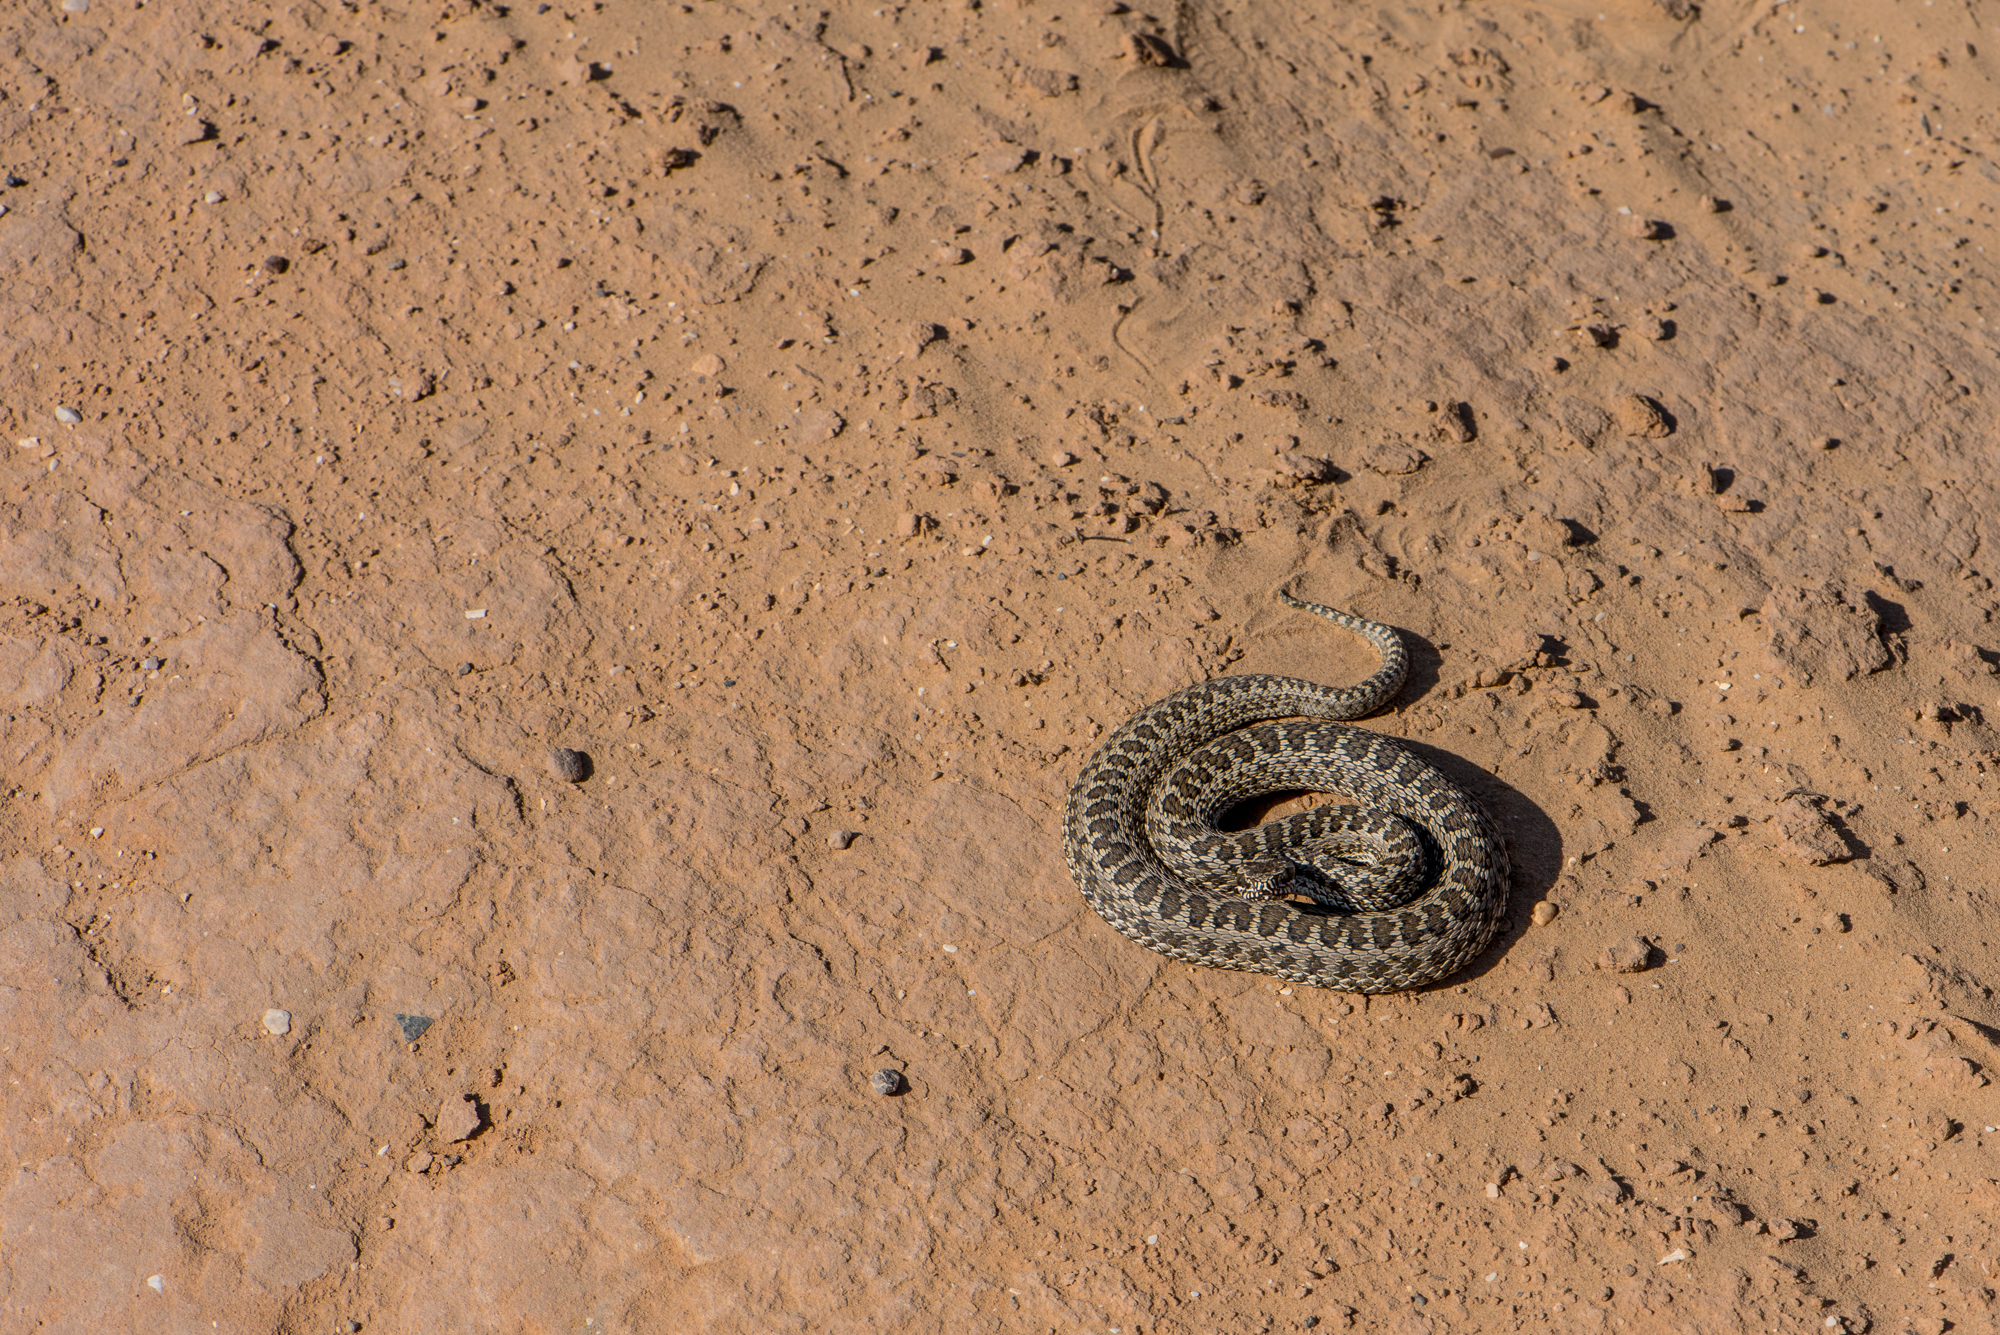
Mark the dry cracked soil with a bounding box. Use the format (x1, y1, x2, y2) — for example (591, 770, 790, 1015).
(3, 0, 2000, 1333)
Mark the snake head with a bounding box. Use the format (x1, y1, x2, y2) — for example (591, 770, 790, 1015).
(1236, 862, 1299, 903)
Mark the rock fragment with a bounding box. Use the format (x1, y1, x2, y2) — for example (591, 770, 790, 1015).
(871, 1068, 905, 1096)
(1360, 440, 1427, 475)
(262, 1008, 292, 1036)
(1274, 451, 1340, 484)
(1596, 936, 1656, 973)
(394, 1013, 435, 1043)
(1613, 394, 1673, 437)
(547, 747, 592, 783)
(437, 1094, 483, 1143)
(902, 321, 947, 356)
(1761, 582, 1891, 684)
(829, 829, 860, 850)
(1776, 796, 1850, 864)
(795, 408, 845, 446)
(1435, 400, 1477, 443)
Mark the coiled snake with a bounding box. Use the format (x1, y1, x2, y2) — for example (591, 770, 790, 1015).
(1062, 591, 1509, 992)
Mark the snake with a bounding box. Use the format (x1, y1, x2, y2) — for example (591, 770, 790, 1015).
(1062, 590, 1509, 993)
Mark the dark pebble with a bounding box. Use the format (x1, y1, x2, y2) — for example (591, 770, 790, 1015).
(547, 747, 592, 782)
(871, 1068, 905, 1096)
(140, 656, 164, 671)
(261, 255, 290, 274)
(394, 1013, 435, 1043)
(457, 662, 474, 676)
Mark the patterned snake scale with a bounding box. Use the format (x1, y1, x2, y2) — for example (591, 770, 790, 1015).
(1063, 591, 1510, 993)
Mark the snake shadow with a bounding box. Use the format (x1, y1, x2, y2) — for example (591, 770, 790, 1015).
(1390, 734, 1565, 990)
(1392, 629, 1565, 988)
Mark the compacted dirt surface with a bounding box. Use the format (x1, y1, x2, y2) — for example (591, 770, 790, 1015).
(4, 0, 2000, 1331)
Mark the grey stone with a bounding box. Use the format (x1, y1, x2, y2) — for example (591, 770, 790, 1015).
(547, 747, 591, 782)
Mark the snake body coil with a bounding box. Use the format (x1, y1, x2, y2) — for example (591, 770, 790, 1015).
(1062, 593, 1509, 993)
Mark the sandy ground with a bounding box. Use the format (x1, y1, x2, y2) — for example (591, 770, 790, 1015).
(2, 0, 1998, 1331)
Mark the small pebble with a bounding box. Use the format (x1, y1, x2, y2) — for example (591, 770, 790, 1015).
(1597, 935, 1656, 973)
(437, 1093, 483, 1143)
(393, 1013, 435, 1043)
(829, 829, 859, 850)
(689, 353, 726, 379)
(902, 320, 947, 355)
(140, 656, 163, 671)
(547, 747, 592, 782)
(62, 0, 90, 11)
(262, 1008, 292, 1036)
(1276, 451, 1342, 483)
(1051, 450, 1078, 467)
(203, 190, 223, 203)
(260, 255, 290, 275)
(456, 662, 473, 676)
(1530, 901, 1559, 927)
(871, 1068, 904, 1096)
(54, 406, 82, 424)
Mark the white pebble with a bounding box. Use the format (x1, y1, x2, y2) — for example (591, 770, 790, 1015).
(146, 1275, 163, 1293)
(829, 829, 859, 850)
(55, 406, 81, 424)
(63, 0, 91, 10)
(204, 190, 223, 203)
(263, 1008, 292, 1036)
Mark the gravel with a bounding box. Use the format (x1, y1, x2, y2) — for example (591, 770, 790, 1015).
(870, 1069, 905, 1096)
(546, 747, 592, 782)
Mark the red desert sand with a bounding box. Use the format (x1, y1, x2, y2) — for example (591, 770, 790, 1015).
(2, 1, 1997, 1332)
